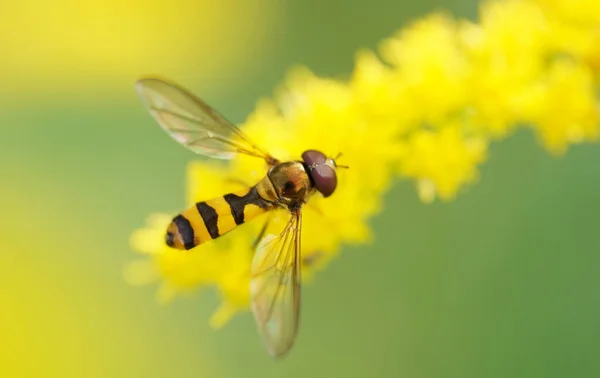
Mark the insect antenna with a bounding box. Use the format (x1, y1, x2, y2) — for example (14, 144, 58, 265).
(333, 152, 349, 169)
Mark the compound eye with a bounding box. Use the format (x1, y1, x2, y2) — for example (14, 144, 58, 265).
(312, 164, 337, 197)
(302, 150, 327, 166)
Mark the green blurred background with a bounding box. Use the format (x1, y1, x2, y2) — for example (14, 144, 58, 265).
(2, 0, 600, 377)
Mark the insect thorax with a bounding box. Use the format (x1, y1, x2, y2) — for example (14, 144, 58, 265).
(256, 161, 313, 208)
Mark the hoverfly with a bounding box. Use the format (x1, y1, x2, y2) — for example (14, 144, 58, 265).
(135, 77, 344, 358)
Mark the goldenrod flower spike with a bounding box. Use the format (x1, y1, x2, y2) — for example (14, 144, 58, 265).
(128, 0, 600, 327)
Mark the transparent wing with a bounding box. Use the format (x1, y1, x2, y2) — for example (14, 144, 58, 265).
(135, 77, 276, 163)
(250, 210, 303, 358)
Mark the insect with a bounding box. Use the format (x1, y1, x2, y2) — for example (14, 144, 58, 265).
(135, 77, 344, 358)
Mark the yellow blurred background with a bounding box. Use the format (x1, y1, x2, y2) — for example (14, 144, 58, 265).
(0, 0, 281, 103)
(2, 0, 600, 377)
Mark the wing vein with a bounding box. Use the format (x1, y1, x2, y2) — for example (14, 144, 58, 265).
(136, 78, 277, 163)
(250, 210, 303, 358)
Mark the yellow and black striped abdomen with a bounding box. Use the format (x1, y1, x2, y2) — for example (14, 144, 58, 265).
(166, 185, 273, 250)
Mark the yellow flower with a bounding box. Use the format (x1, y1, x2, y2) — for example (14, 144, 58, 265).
(535, 0, 600, 75)
(129, 0, 600, 327)
(379, 14, 469, 126)
(398, 125, 488, 203)
(459, 0, 550, 136)
(529, 60, 599, 154)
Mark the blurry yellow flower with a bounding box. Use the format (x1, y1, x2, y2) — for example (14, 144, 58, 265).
(530, 60, 599, 154)
(535, 0, 600, 74)
(379, 14, 469, 126)
(399, 125, 488, 203)
(129, 0, 600, 327)
(460, 0, 550, 136)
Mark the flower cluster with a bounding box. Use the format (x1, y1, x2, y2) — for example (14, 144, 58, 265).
(128, 0, 600, 326)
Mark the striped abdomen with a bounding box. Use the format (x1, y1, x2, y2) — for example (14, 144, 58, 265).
(166, 185, 273, 250)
